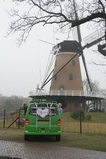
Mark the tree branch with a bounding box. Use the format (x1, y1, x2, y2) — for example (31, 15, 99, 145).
(72, 12, 106, 27)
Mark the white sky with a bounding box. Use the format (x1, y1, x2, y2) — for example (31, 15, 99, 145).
(0, 1, 106, 97)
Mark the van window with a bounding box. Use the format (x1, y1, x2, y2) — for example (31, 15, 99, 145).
(29, 103, 57, 115)
(49, 104, 57, 115)
(29, 104, 36, 115)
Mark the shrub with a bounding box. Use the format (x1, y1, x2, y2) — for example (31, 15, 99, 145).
(86, 115, 91, 121)
(71, 110, 85, 121)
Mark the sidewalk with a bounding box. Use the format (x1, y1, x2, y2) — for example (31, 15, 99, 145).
(0, 140, 106, 159)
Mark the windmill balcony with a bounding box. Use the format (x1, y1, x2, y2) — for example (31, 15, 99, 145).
(29, 90, 106, 99)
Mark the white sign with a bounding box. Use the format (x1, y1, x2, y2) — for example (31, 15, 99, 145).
(37, 108, 49, 118)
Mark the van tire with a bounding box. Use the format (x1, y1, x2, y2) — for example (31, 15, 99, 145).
(24, 134, 29, 141)
(56, 135, 60, 141)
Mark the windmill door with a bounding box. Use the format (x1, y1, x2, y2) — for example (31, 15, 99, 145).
(59, 85, 65, 95)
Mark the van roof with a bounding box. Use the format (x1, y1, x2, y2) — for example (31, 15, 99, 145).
(29, 99, 57, 104)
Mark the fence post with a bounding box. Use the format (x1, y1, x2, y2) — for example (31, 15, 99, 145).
(18, 109, 20, 129)
(3, 110, 6, 128)
(80, 112, 82, 134)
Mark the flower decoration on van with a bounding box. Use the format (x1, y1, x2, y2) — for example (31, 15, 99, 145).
(37, 108, 49, 118)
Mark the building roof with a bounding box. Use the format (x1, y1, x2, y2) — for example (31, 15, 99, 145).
(56, 40, 82, 54)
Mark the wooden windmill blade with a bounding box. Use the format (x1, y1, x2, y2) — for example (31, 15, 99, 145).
(72, 0, 105, 92)
(83, 28, 105, 49)
(73, 26, 105, 92)
(72, 0, 93, 92)
(81, 52, 92, 91)
(72, 22, 92, 91)
(38, 39, 56, 90)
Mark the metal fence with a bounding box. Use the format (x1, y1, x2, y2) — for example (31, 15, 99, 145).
(0, 109, 25, 129)
(0, 109, 106, 136)
(61, 111, 106, 135)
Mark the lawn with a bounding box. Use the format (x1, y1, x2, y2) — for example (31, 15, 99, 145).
(0, 111, 106, 152)
(61, 111, 106, 135)
(0, 128, 106, 152)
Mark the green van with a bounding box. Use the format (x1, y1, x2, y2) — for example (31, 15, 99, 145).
(24, 99, 61, 141)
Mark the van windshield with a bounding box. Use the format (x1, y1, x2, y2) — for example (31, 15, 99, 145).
(29, 103, 57, 115)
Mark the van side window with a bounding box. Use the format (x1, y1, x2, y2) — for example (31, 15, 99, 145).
(29, 104, 36, 115)
(48, 104, 58, 115)
(52, 104, 57, 115)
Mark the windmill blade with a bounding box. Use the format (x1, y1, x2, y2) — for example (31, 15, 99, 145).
(81, 52, 92, 92)
(39, 39, 55, 89)
(72, 0, 92, 92)
(83, 36, 104, 49)
(82, 28, 105, 91)
(41, 69, 54, 88)
(83, 28, 105, 48)
(39, 39, 54, 46)
(41, 52, 55, 88)
(73, 26, 92, 90)
(72, 26, 82, 43)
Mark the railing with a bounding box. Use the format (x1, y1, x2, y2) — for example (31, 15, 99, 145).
(1, 109, 106, 136)
(0, 109, 25, 129)
(29, 90, 106, 99)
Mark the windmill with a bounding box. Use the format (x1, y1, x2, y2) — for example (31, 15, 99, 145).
(29, 0, 105, 111)
(40, 0, 105, 93)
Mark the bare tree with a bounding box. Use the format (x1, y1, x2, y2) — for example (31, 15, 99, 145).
(83, 79, 106, 111)
(7, 0, 106, 45)
(83, 79, 100, 94)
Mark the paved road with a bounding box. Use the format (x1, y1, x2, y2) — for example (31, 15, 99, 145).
(0, 140, 106, 159)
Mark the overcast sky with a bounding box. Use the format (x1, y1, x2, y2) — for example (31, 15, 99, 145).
(0, 1, 106, 97)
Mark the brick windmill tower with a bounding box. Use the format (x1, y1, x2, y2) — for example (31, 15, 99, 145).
(50, 40, 83, 93)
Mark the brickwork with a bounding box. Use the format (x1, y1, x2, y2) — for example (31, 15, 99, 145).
(0, 140, 106, 159)
(50, 53, 82, 91)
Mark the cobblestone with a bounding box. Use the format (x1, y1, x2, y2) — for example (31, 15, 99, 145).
(0, 140, 106, 159)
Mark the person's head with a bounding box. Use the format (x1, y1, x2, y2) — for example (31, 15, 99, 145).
(58, 103, 62, 108)
(23, 103, 27, 109)
(25, 103, 27, 107)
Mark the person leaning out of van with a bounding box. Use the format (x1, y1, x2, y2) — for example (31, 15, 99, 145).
(58, 103, 63, 115)
(23, 103, 28, 116)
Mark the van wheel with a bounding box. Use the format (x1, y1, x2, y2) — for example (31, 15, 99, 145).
(24, 134, 29, 141)
(56, 135, 60, 141)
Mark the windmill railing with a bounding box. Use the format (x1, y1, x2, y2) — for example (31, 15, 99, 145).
(29, 90, 106, 99)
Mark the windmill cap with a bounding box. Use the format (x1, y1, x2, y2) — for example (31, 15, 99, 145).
(56, 40, 82, 54)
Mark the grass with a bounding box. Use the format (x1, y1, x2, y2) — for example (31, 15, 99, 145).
(0, 128, 106, 152)
(0, 128, 24, 142)
(60, 132, 106, 152)
(61, 111, 106, 134)
(0, 111, 106, 152)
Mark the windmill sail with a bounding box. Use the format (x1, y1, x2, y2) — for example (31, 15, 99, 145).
(72, 0, 92, 91)
(83, 28, 105, 49)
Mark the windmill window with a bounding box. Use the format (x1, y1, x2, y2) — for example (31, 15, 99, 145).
(69, 74, 73, 80)
(55, 60, 57, 66)
(72, 60, 75, 66)
(54, 74, 57, 80)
